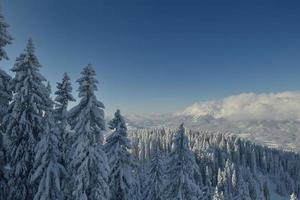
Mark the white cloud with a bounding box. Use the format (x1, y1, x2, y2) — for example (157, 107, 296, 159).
(181, 91, 300, 121)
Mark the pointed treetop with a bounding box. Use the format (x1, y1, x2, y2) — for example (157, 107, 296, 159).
(115, 109, 121, 117)
(25, 38, 35, 54)
(62, 72, 71, 81)
(109, 109, 127, 131)
(173, 123, 189, 150)
(84, 63, 94, 71)
(54, 72, 75, 103)
(179, 122, 184, 132)
(77, 63, 99, 98)
(55, 73, 74, 96)
(81, 63, 96, 77)
(12, 38, 42, 73)
(47, 81, 51, 93)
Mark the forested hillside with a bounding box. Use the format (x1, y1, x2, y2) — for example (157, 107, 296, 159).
(129, 128, 300, 199)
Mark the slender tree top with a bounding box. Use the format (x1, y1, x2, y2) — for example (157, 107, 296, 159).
(70, 64, 104, 109)
(0, 8, 13, 60)
(105, 109, 131, 150)
(172, 123, 189, 151)
(104, 110, 132, 155)
(10, 38, 49, 106)
(69, 64, 104, 119)
(12, 38, 43, 76)
(77, 64, 99, 99)
(54, 72, 75, 108)
(69, 64, 105, 143)
(109, 109, 127, 132)
(25, 38, 34, 54)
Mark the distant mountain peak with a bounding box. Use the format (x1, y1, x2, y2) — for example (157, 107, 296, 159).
(179, 91, 300, 122)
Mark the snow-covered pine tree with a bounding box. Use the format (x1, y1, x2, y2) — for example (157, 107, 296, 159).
(291, 193, 298, 200)
(30, 110, 65, 200)
(164, 123, 202, 200)
(0, 9, 13, 200)
(104, 109, 140, 200)
(0, 8, 12, 119)
(54, 72, 75, 199)
(0, 8, 12, 61)
(54, 73, 75, 162)
(4, 38, 50, 200)
(69, 64, 109, 200)
(143, 138, 165, 200)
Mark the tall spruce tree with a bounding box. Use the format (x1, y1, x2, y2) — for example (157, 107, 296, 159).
(30, 110, 65, 200)
(4, 39, 50, 200)
(164, 123, 202, 200)
(69, 64, 109, 200)
(54, 72, 75, 199)
(0, 8, 13, 200)
(54, 73, 75, 162)
(104, 109, 140, 200)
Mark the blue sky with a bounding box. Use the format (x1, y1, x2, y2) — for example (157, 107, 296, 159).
(2, 0, 300, 114)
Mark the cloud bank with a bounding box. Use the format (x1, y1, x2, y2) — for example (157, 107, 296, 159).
(181, 91, 300, 121)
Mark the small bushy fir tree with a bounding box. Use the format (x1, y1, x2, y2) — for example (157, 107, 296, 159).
(0, 7, 12, 200)
(69, 64, 109, 200)
(4, 39, 50, 200)
(164, 123, 202, 200)
(104, 109, 140, 200)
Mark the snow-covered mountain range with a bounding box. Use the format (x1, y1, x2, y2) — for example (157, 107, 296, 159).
(125, 91, 300, 152)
